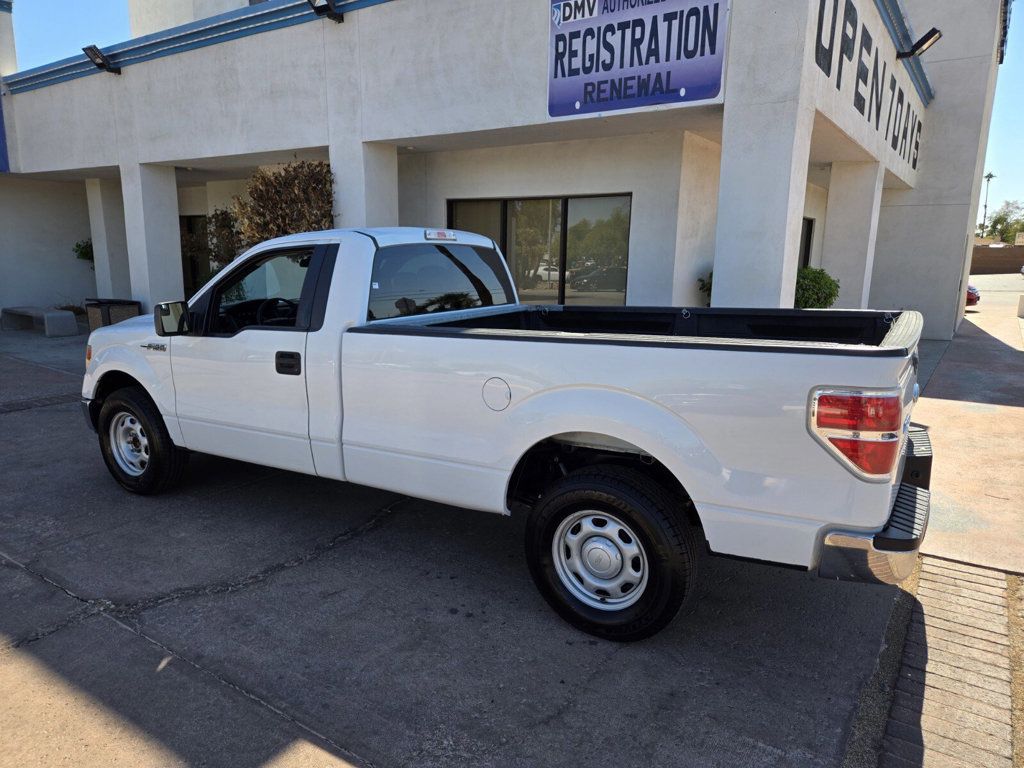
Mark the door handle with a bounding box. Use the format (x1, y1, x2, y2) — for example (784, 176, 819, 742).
(275, 351, 302, 376)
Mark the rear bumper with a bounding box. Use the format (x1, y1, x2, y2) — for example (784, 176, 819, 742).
(818, 425, 931, 584)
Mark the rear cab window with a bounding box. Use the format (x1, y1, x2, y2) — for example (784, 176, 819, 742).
(367, 243, 516, 321)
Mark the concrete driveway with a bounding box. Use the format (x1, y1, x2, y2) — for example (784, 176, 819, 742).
(0, 329, 901, 768)
(914, 273, 1024, 573)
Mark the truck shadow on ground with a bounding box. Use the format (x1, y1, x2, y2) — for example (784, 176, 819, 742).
(1, 411, 916, 768)
(920, 317, 1023, 408)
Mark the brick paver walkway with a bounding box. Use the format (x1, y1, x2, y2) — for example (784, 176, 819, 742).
(882, 556, 1014, 767)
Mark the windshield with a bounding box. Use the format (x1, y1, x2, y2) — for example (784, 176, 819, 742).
(367, 243, 516, 321)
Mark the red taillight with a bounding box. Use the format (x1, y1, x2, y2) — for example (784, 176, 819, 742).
(816, 394, 901, 432)
(811, 389, 903, 479)
(828, 437, 900, 475)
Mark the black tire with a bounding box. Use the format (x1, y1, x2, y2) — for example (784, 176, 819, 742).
(98, 386, 188, 495)
(525, 465, 699, 641)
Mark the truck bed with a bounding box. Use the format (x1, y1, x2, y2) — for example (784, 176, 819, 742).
(352, 306, 922, 358)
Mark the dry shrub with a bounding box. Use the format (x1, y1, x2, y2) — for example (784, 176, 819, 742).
(234, 161, 335, 247)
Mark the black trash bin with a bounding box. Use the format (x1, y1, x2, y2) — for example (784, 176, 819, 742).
(85, 299, 142, 332)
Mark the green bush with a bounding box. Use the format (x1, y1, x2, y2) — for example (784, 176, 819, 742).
(795, 267, 840, 309)
(697, 270, 713, 299)
(73, 239, 94, 263)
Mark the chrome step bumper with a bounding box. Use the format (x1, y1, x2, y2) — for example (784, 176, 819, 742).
(818, 425, 931, 585)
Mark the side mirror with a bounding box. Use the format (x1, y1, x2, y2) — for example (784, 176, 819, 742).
(154, 301, 191, 337)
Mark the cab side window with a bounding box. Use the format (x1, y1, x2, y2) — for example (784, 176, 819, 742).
(368, 243, 515, 321)
(209, 249, 313, 334)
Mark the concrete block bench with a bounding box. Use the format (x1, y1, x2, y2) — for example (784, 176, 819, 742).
(1, 306, 80, 337)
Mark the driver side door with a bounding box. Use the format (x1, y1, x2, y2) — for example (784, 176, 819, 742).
(171, 247, 320, 474)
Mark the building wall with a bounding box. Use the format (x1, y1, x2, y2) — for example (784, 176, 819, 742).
(178, 179, 248, 218)
(178, 186, 208, 216)
(129, 0, 251, 38)
(206, 179, 248, 215)
(7, 0, 665, 176)
(871, 0, 1004, 338)
(971, 245, 1024, 274)
(7, 21, 329, 175)
(0, 177, 95, 310)
(397, 131, 712, 305)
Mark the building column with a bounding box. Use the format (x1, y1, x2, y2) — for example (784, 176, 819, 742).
(711, 100, 814, 307)
(709, 0, 815, 308)
(820, 162, 885, 309)
(0, 1, 16, 77)
(329, 139, 399, 228)
(86, 178, 132, 298)
(673, 132, 721, 306)
(119, 163, 184, 308)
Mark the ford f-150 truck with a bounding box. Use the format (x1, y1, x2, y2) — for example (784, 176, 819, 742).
(82, 228, 931, 640)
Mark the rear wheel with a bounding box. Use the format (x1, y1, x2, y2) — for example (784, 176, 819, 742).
(98, 386, 187, 495)
(525, 465, 699, 641)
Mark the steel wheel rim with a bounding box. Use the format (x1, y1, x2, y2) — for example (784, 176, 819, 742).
(552, 510, 649, 611)
(109, 411, 150, 477)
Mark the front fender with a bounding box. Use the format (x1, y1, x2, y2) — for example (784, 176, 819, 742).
(501, 386, 724, 512)
(84, 341, 179, 442)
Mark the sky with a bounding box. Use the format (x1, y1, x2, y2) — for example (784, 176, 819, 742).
(8, 0, 1024, 218)
(12, 0, 130, 71)
(980, 7, 1024, 217)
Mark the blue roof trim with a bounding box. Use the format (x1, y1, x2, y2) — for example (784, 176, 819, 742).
(998, 0, 1013, 64)
(0, 1, 13, 14)
(0, 94, 9, 172)
(1, 0, 398, 94)
(873, 0, 935, 106)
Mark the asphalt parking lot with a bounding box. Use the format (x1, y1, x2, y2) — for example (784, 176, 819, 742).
(0, 330, 903, 768)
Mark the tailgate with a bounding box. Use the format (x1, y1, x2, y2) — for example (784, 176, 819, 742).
(889, 312, 924, 503)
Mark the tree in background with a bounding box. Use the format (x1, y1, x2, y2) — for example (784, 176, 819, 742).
(208, 207, 245, 271)
(984, 200, 1024, 244)
(567, 206, 630, 277)
(182, 161, 334, 292)
(234, 161, 335, 247)
(508, 199, 561, 286)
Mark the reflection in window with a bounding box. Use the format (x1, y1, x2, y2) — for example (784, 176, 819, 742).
(212, 250, 311, 333)
(368, 243, 516, 321)
(565, 196, 630, 306)
(450, 200, 502, 246)
(507, 199, 562, 305)
(449, 195, 631, 306)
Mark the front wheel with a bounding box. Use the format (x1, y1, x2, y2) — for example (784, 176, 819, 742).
(525, 465, 699, 641)
(98, 386, 187, 495)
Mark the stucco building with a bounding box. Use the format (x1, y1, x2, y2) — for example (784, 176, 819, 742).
(0, 0, 1013, 339)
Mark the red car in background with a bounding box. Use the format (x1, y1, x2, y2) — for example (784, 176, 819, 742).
(966, 285, 981, 307)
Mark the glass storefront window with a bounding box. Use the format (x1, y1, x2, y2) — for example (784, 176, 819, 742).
(450, 200, 502, 246)
(506, 198, 562, 305)
(565, 195, 630, 306)
(450, 195, 631, 306)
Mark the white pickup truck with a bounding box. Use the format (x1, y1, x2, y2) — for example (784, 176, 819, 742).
(83, 228, 931, 640)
